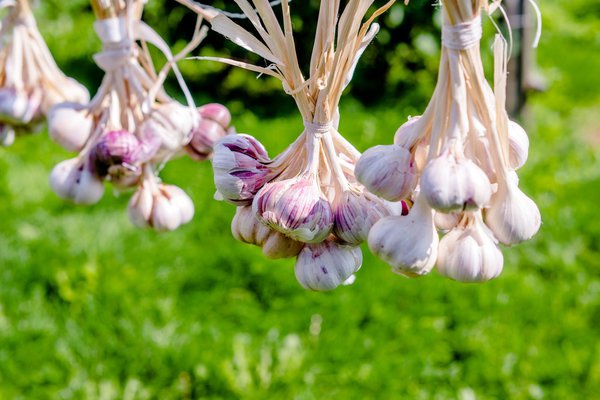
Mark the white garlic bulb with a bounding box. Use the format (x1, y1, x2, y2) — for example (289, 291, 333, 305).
(48, 103, 94, 152)
(436, 216, 503, 282)
(49, 158, 104, 205)
(507, 120, 529, 170)
(355, 144, 417, 201)
(420, 149, 492, 212)
(484, 181, 541, 245)
(368, 195, 438, 277)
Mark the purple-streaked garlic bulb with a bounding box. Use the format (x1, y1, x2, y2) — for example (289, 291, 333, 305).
(332, 190, 390, 245)
(253, 176, 334, 243)
(212, 134, 272, 205)
(90, 130, 146, 188)
(231, 206, 303, 259)
(294, 239, 362, 292)
(187, 103, 232, 161)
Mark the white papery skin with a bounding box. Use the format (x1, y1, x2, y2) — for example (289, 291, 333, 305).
(141, 103, 197, 157)
(436, 217, 504, 283)
(231, 206, 303, 259)
(294, 240, 362, 291)
(368, 196, 439, 277)
(49, 158, 104, 205)
(485, 181, 541, 245)
(507, 120, 529, 170)
(355, 144, 417, 202)
(393, 116, 422, 147)
(48, 103, 93, 152)
(128, 184, 154, 228)
(420, 150, 492, 212)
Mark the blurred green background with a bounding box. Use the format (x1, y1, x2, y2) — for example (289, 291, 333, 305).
(1, 0, 600, 399)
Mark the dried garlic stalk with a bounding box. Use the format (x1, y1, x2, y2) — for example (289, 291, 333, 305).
(49, 0, 232, 232)
(0, 0, 89, 145)
(361, 0, 541, 283)
(178, 0, 400, 291)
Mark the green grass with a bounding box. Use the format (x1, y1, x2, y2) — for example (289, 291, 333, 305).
(1, 1, 600, 399)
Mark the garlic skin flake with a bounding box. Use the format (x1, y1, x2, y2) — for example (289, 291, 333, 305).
(49, 158, 105, 205)
(368, 196, 439, 277)
(420, 150, 492, 212)
(485, 181, 541, 245)
(355, 144, 417, 202)
(294, 240, 362, 291)
(253, 177, 334, 243)
(437, 217, 503, 283)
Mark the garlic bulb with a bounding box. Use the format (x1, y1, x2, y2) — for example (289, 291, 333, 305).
(393, 116, 422, 147)
(294, 239, 362, 291)
(128, 183, 194, 231)
(187, 103, 231, 161)
(437, 215, 503, 282)
(368, 196, 439, 277)
(355, 144, 417, 201)
(434, 211, 461, 231)
(212, 134, 272, 205)
(507, 120, 529, 170)
(253, 176, 334, 243)
(485, 181, 541, 245)
(48, 103, 94, 152)
(420, 149, 492, 212)
(231, 206, 303, 259)
(333, 190, 390, 245)
(49, 158, 105, 205)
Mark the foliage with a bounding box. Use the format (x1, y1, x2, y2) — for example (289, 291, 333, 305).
(1, 0, 599, 399)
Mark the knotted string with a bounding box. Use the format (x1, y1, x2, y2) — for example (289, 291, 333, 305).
(442, 15, 482, 51)
(303, 120, 333, 138)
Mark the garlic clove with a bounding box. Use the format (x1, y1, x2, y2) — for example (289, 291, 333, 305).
(333, 190, 390, 245)
(212, 134, 272, 205)
(508, 120, 529, 170)
(253, 177, 334, 243)
(127, 184, 154, 228)
(437, 217, 504, 282)
(48, 102, 94, 152)
(368, 195, 438, 277)
(484, 181, 541, 245)
(420, 150, 492, 212)
(294, 240, 362, 291)
(355, 144, 417, 201)
(49, 158, 104, 205)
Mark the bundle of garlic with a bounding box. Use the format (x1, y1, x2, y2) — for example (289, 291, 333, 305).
(358, 0, 541, 283)
(178, 0, 398, 290)
(48, 0, 232, 232)
(0, 0, 89, 146)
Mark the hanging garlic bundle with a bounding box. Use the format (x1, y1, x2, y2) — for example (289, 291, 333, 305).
(48, 0, 231, 232)
(178, 0, 398, 291)
(359, 0, 541, 283)
(0, 0, 89, 146)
